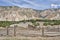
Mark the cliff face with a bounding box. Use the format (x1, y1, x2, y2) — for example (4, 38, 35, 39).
(0, 6, 60, 21)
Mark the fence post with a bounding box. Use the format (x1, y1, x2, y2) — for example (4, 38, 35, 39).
(58, 25, 59, 32)
(14, 25, 17, 36)
(6, 26, 9, 36)
(42, 27, 44, 37)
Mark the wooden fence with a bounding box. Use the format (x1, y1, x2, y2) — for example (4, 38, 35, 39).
(0, 25, 60, 37)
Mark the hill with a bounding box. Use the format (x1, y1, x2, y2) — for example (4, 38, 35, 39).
(0, 6, 60, 21)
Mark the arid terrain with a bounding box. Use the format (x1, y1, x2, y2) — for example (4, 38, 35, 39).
(0, 6, 60, 40)
(0, 6, 60, 21)
(0, 37, 60, 40)
(0, 22, 60, 40)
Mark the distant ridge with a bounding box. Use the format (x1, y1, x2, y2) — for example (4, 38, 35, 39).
(0, 6, 60, 21)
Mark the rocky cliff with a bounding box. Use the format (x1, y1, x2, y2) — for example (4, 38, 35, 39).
(0, 6, 60, 21)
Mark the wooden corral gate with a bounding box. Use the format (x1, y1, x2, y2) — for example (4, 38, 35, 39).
(0, 25, 60, 37)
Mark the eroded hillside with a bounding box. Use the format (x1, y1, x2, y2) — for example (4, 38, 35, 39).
(0, 6, 60, 21)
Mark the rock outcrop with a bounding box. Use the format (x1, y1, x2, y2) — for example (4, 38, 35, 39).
(0, 6, 60, 21)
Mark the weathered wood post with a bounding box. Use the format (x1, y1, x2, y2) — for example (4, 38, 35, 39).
(14, 25, 16, 36)
(58, 25, 60, 32)
(6, 26, 9, 36)
(42, 26, 45, 37)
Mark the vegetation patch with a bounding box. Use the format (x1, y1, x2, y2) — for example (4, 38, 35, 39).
(0, 19, 60, 27)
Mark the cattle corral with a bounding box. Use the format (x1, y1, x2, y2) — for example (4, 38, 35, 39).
(0, 22, 60, 40)
(0, 22, 60, 37)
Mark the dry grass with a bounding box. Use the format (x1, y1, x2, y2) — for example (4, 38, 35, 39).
(0, 26, 60, 40)
(0, 37, 60, 40)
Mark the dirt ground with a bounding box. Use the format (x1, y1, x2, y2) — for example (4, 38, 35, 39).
(0, 25, 60, 40)
(0, 36, 60, 40)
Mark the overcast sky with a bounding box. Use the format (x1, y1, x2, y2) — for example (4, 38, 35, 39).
(0, 0, 60, 10)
